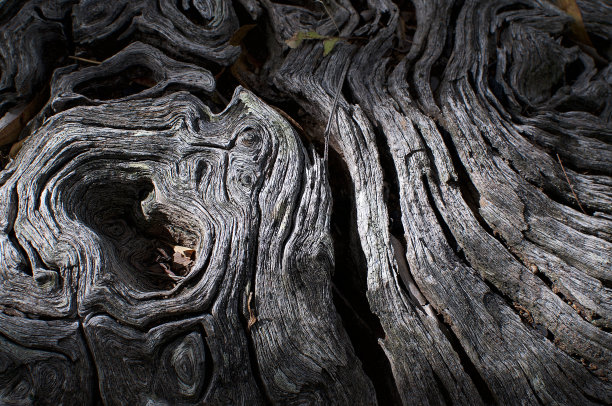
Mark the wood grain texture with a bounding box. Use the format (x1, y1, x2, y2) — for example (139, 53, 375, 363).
(0, 0, 610, 404)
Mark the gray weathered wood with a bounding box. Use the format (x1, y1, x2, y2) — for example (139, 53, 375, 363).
(1, 0, 610, 404)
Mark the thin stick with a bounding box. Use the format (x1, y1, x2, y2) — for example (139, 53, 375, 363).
(68, 55, 101, 65)
(323, 59, 350, 165)
(316, 0, 340, 35)
(556, 153, 586, 214)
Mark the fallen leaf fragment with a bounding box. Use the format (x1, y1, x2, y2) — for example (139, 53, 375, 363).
(555, 0, 593, 46)
(173, 245, 196, 259)
(9, 138, 26, 158)
(286, 31, 305, 48)
(285, 30, 326, 48)
(323, 37, 340, 56)
(230, 24, 257, 46)
(173, 251, 193, 268)
(0, 89, 47, 151)
(0, 105, 27, 147)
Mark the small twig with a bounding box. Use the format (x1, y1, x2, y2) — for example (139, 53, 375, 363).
(323, 59, 351, 166)
(68, 55, 102, 65)
(214, 66, 226, 81)
(316, 0, 340, 35)
(556, 153, 586, 214)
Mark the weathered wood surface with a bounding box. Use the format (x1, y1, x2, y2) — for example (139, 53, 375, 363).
(0, 0, 611, 404)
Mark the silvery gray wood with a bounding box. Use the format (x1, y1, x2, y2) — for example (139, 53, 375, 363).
(1, 0, 610, 404)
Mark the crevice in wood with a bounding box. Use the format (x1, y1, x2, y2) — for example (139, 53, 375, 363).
(58, 4, 76, 63)
(419, 175, 501, 403)
(427, 304, 496, 405)
(197, 324, 214, 400)
(432, 370, 452, 406)
(421, 174, 467, 264)
(79, 321, 103, 405)
(372, 125, 404, 239)
(423, 163, 609, 381)
(487, 136, 600, 219)
(328, 149, 402, 406)
(371, 122, 437, 314)
(434, 121, 498, 238)
(2, 0, 611, 401)
(586, 32, 612, 65)
(0, 146, 10, 170)
(7, 229, 33, 277)
(74, 3, 132, 61)
(341, 80, 358, 107)
(420, 175, 528, 404)
(241, 189, 269, 404)
(421, 128, 608, 354)
(484, 277, 556, 343)
(178, 1, 210, 27)
(430, 1, 461, 107)
(432, 120, 603, 329)
(266, 98, 315, 157)
(241, 290, 273, 405)
(73, 65, 157, 101)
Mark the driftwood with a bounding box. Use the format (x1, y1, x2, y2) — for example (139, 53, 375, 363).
(0, 0, 611, 404)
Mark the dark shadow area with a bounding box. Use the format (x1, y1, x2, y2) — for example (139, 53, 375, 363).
(74, 65, 157, 100)
(78, 177, 197, 291)
(328, 149, 403, 406)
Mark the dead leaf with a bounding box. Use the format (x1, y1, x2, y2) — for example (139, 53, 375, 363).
(286, 31, 306, 48)
(0, 105, 27, 147)
(9, 138, 26, 158)
(173, 245, 195, 259)
(303, 31, 326, 40)
(286, 30, 327, 48)
(323, 37, 340, 56)
(0, 88, 47, 148)
(172, 251, 193, 268)
(555, 0, 593, 46)
(230, 24, 257, 46)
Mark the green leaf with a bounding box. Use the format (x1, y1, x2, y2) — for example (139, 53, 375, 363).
(303, 30, 326, 40)
(286, 30, 327, 48)
(323, 37, 340, 56)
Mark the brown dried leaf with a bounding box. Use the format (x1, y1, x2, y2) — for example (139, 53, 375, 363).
(230, 24, 257, 46)
(9, 138, 27, 158)
(0, 104, 27, 147)
(172, 251, 193, 268)
(173, 245, 195, 259)
(1, 89, 47, 148)
(555, 0, 592, 46)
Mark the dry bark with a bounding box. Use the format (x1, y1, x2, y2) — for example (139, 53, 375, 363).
(0, 0, 611, 404)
